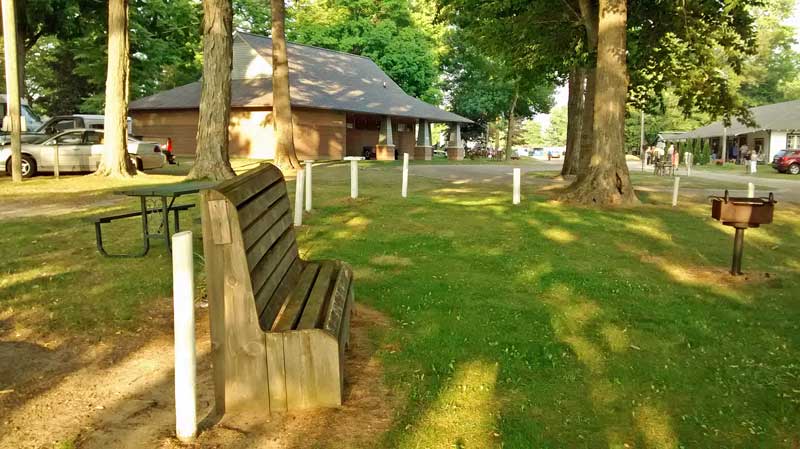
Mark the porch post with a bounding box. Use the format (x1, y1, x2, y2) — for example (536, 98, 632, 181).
(414, 119, 432, 160)
(375, 115, 396, 160)
(446, 122, 464, 160)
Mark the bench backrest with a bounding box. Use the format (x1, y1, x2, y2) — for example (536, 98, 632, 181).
(203, 164, 303, 330)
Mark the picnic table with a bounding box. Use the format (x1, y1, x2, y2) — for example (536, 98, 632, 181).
(93, 180, 217, 257)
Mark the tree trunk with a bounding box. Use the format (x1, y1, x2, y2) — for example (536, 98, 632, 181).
(561, 67, 585, 176)
(2, 0, 23, 182)
(577, 66, 596, 174)
(504, 83, 519, 161)
(563, 0, 637, 206)
(14, 0, 26, 100)
(271, 0, 300, 170)
(187, 0, 236, 180)
(95, 0, 135, 178)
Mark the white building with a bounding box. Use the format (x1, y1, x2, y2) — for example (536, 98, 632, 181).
(683, 99, 800, 161)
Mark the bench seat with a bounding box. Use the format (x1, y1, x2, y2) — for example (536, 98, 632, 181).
(201, 164, 354, 415)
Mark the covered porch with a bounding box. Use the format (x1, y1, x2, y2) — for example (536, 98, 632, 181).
(344, 112, 466, 161)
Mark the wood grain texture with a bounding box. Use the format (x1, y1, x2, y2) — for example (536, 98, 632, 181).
(201, 191, 227, 414)
(219, 164, 283, 206)
(323, 263, 353, 339)
(265, 332, 287, 412)
(272, 263, 320, 331)
(283, 330, 341, 410)
(239, 186, 288, 233)
(207, 200, 232, 245)
(245, 213, 293, 269)
(297, 262, 336, 330)
(219, 201, 271, 413)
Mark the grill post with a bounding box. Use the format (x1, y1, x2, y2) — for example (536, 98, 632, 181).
(731, 226, 745, 276)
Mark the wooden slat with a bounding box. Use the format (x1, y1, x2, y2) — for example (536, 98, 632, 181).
(207, 200, 231, 245)
(297, 262, 337, 330)
(238, 184, 287, 231)
(219, 197, 271, 413)
(246, 212, 293, 269)
(340, 286, 354, 350)
(219, 164, 284, 207)
(200, 191, 228, 414)
(242, 197, 291, 250)
(259, 257, 303, 329)
(253, 248, 300, 321)
(322, 264, 352, 338)
(283, 330, 342, 410)
(265, 333, 287, 412)
(272, 263, 320, 332)
(250, 232, 297, 300)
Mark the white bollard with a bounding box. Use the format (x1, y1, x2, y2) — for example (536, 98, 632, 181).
(294, 168, 305, 226)
(401, 153, 409, 198)
(747, 182, 755, 198)
(672, 176, 680, 207)
(304, 160, 314, 212)
(172, 231, 197, 443)
(685, 152, 692, 177)
(513, 168, 521, 205)
(344, 156, 364, 199)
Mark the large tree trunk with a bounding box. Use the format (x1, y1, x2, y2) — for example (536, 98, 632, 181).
(561, 67, 585, 176)
(504, 83, 519, 161)
(271, 0, 300, 170)
(564, 0, 637, 205)
(188, 0, 236, 180)
(577, 66, 596, 174)
(14, 0, 26, 99)
(95, 0, 135, 178)
(2, 0, 23, 182)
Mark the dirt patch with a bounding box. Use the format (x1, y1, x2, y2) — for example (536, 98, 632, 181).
(0, 304, 397, 449)
(166, 304, 398, 449)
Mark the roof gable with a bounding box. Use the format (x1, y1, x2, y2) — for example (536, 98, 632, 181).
(131, 32, 471, 124)
(686, 100, 800, 138)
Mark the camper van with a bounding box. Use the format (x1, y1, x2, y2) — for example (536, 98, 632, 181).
(0, 95, 44, 131)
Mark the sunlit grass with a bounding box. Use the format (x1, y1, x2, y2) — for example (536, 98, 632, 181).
(1, 161, 799, 447)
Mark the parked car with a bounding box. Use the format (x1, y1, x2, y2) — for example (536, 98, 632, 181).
(772, 149, 800, 175)
(1, 114, 134, 146)
(0, 128, 164, 178)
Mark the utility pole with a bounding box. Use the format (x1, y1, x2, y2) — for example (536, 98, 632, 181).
(640, 110, 645, 172)
(2, 0, 23, 182)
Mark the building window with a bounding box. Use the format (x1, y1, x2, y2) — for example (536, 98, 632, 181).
(787, 134, 800, 150)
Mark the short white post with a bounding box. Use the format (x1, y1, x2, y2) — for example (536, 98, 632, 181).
(344, 156, 364, 199)
(747, 182, 755, 198)
(304, 160, 314, 212)
(294, 168, 305, 226)
(685, 152, 692, 177)
(172, 231, 196, 443)
(401, 152, 409, 198)
(672, 176, 680, 207)
(513, 168, 521, 205)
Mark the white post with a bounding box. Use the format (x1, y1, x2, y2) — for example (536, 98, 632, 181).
(304, 160, 313, 212)
(685, 152, 692, 177)
(672, 176, 680, 207)
(294, 168, 305, 226)
(344, 156, 363, 199)
(513, 168, 521, 205)
(747, 182, 755, 198)
(172, 231, 196, 443)
(401, 152, 409, 198)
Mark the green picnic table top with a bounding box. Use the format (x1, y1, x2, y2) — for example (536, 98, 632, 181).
(115, 180, 219, 198)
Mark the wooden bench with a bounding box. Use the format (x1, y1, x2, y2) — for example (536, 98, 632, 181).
(200, 164, 354, 415)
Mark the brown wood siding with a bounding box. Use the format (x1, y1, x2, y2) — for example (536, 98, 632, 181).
(131, 110, 198, 155)
(345, 116, 415, 157)
(133, 107, 345, 160)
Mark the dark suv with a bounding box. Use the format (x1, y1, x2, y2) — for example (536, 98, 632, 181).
(772, 149, 800, 175)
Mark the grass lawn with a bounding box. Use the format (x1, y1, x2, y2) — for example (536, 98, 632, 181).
(2, 162, 799, 447)
(695, 162, 800, 180)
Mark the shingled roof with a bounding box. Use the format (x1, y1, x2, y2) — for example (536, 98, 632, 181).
(684, 99, 800, 138)
(130, 32, 471, 124)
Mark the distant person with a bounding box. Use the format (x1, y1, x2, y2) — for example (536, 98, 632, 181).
(739, 143, 748, 165)
(731, 143, 738, 163)
(749, 148, 758, 174)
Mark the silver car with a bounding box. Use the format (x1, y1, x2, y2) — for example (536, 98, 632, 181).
(1, 128, 165, 178)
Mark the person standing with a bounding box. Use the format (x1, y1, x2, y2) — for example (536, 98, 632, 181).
(739, 143, 748, 166)
(750, 148, 758, 174)
(731, 142, 739, 163)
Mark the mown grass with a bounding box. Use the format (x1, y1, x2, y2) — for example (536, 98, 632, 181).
(2, 162, 799, 447)
(696, 162, 800, 180)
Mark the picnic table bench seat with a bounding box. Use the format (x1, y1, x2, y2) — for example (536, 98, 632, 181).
(201, 163, 354, 415)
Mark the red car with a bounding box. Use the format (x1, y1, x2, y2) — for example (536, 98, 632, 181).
(772, 149, 800, 175)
